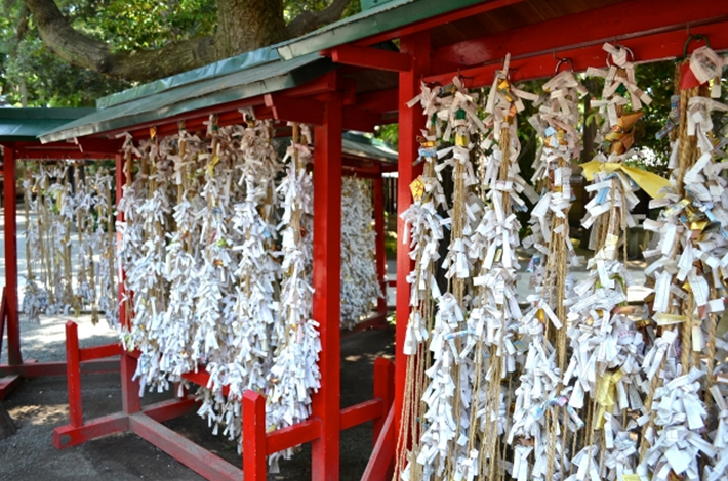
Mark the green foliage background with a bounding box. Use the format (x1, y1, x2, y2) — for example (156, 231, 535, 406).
(0, 0, 710, 176)
(0, 0, 360, 106)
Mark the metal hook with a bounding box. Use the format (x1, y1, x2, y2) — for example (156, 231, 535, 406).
(683, 34, 710, 59)
(605, 44, 635, 68)
(554, 57, 573, 74)
(456, 69, 475, 84)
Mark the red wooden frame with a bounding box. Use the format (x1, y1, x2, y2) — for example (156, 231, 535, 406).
(327, 45, 412, 73)
(426, 18, 728, 88)
(42, 79, 394, 481)
(431, 0, 728, 68)
(393, 30, 430, 457)
(20, 3, 728, 479)
(53, 318, 395, 481)
(363, 5, 728, 481)
(0, 142, 122, 400)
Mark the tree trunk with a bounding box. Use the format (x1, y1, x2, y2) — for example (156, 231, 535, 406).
(0, 401, 16, 440)
(24, 0, 286, 82)
(579, 78, 600, 165)
(215, 0, 286, 60)
(23, 0, 355, 82)
(579, 77, 601, 249)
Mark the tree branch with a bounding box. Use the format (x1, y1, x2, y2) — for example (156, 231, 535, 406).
(15, 4, 30, 41)
(285, 0, 354, 39)
(23, 0, 218, 82)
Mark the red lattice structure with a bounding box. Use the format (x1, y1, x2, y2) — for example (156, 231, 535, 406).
(1, 140, 124, 400)
(42, 82, 395, 480)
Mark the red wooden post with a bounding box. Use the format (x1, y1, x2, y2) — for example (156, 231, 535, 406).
(0, 288, 6, 358)
(361, 406, 396, 481)
(65, 321, 83, 428)
(121, 353, 140, 413)
(373, 175, 387, 315)
(395, 31, 430, 442)
(372, 357, 394, 445)
(312, 94, 342, 481)
(243, 390, 267, 481)
(115, 153, 141, 414)
(115, 154, 128, 329)
(3, 145, 21, 365)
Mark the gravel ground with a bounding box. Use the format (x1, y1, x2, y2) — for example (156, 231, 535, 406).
(1, 320, 395, 481)
(0, 312, 119, 365)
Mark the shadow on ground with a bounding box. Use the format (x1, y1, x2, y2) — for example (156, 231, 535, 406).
(0, 328, 395, 481)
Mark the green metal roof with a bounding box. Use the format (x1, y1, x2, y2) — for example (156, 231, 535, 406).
(276, 0, 484, 60)
(274, 131, 397, 163)
(0, 107, 96, 142)
(342, 131, 397, 163)
(40, 52, 334, 143)
(97, 46, 280, 110)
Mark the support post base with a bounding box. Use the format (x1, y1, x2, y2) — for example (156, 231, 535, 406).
(0, 375, 23, 400)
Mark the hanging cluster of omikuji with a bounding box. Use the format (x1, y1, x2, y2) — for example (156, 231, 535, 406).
(397, 43, 728, 481)
(22, 162, 117, 325)
(341, 176, 384, 329)
(115, 118, 381, 457)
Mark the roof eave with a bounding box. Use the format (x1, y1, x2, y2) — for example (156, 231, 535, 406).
(277, 0, 484, 60)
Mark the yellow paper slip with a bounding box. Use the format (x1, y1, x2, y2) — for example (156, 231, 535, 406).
(581, 161, 670, 199)
(410, 176, 425, 202)
(654, 313, 687, 325)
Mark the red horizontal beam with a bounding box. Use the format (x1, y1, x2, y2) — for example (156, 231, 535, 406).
(265, 93, 325, 125)
(339, 399, 383, 431)
(142, 396, 198, 423)
(342, 312, 388, 338)
(76, 138, 125, 152)
(121, 73, 340, 140)
(15, 151, 114, 161)
(342, 107, 381, 133)
(361, 405, 396, 481)
(181, 371, 230, 397)
(355, 0, 529, 48)
(0, 358, 120, 378)
(266, 418, 323, 454)
(129, 413, 242, 481)
(434, 0, 728, 68)
(261, 399, 386, 455)
(426, 20, 728, 88)
(342, 170, 382, 180)
(9, 140, 70, 149)
(357, 89, 399, 114)
(0, 375, 22, 400)
(106, 95, 266, 141)
(342, 156, 379, 171)
(79, 343, 123, 362)
(53, 411, 129, 449)
(327, 45, 412, 72)
(14, 138, 122, 154)
(281, 71, 339, 98)
(131, 104, 267, 140)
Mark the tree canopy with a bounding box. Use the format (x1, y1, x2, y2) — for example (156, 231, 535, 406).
(0, 0, 710, 174)
(0, 0, 359, 106)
